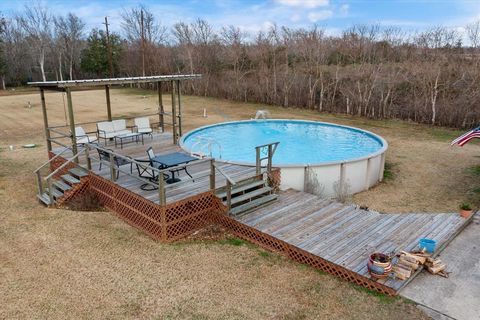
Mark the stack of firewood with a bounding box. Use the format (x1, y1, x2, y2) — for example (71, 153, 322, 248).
(393, 250, 449, 280)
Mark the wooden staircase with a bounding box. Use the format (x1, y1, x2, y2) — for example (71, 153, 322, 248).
(37, 167, 88, 205)
(216, 176, 278, 217)
(34, 147, 89, 207)
(213, 141, 280, 217)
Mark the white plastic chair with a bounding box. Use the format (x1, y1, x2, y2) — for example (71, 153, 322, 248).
(134, 117, 153, 138)
(75, 126, 97, 145)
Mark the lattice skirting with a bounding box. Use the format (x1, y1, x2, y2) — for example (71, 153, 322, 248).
(209, 212, 397, 296)
(56, 177, 90, 206)
(48, 151, 78, 179)
(267, 168, 281, 191)
(49, 154, 396, 296)
(88, 173, 226, 242)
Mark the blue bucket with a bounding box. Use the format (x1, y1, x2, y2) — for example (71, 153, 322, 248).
(419, 238, 437, 253)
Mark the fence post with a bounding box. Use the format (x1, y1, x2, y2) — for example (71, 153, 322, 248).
(267, 144, 273, 173)
(47, 177, 54, 205)
(109, 153, 116, 181)
(36, 171, 43, 196)
(255, 147, 261, 175)
(85, 147, 92, 170)
(210, 159, 216, 191)
(158, 173, 166, 206)
(226, 180, 232, 212)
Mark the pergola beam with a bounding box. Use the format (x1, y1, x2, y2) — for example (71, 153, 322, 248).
(39, 89, 52, 152)
(28, 74, 201, 88)
(177, 80, 182, 137)
(158, 82, 164, 132)
(65, 88, 78, 161)
(29, 74, 201, 151)
(171, 80, 177, 144)
(105, 85, 112, 121)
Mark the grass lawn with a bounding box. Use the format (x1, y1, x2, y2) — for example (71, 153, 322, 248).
(1, 87, 477, 318)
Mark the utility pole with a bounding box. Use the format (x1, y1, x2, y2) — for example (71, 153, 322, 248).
(103, 16, 114, 78)
(140, 9, 146, 77)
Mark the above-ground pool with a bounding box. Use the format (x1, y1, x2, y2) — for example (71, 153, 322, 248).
(180, 119, 388, 196)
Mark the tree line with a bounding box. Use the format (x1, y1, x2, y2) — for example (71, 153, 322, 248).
(1, 4, 480, 128)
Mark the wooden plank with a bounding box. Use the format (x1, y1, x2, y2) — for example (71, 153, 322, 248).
(253, 197, 332, 233)
(312, 211, 384, 257)
(270, 202, 345, 238)
(240, 191, 318, 225)
(280, 204, 358, 243)
(240, 192, 316, 227)
(344, 213, 427, 272)
(297, 208, 375, 251)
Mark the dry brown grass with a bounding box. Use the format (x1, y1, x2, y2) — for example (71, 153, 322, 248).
(1, 87, 476, 319)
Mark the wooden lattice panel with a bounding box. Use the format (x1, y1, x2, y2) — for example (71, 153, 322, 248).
(267, 168, 281, 191)
(210, 213, 396, 296)
(48, 151, 77, 179)
(56, 176, 90, 206)
(89, 174, 165, 240)
(51, 154, 396, 295)
(164, 192, 227, 242)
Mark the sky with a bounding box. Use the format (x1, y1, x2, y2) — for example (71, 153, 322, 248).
(1, 0, 480, 36)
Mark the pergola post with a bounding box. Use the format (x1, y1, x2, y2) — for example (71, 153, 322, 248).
(105, 85, 112, 121)
(171, 80, 177, 144)
(158, 82, 164, 132)
(176, 79, 182, 137)
(65, 88, 78, 161)
(39, 88, 52, 152)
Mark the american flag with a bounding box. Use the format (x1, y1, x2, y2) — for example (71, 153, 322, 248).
(451, 126, 480, 146)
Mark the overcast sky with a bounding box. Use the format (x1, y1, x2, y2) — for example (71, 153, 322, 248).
(2, 0, 480, 36)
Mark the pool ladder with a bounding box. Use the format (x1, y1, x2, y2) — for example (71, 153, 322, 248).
(190, 137, 222, 159)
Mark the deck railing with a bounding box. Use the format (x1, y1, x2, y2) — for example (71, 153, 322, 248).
(212, 162, 237, 210)
(34, 146, 86, 204)
(255, 142, 279, 175)
(86, 144, 215, 206)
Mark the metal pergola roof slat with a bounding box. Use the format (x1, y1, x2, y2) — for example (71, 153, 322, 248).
(28, 74, 202, 88)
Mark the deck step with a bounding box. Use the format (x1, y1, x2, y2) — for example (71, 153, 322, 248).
(53, 180, 72, 192)
(45, 188, 64, 199)
(216, 179, 265, 199)
(37, 193, 52, 205)
(68, 167, 88, 178)
(230, 194, 278, 217)
(229, 186, 272, 206)
(61, 174, 80, 185)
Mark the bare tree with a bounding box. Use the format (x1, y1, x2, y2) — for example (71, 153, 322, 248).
(54, 13, 85, 80)
(17, 3, 52, 81)
(466, 20, 480, 49)
(0, 13, 6, 89)
(121, 5, 167, 76)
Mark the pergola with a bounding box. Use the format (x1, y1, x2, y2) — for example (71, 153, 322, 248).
(28, 74, 202, 156)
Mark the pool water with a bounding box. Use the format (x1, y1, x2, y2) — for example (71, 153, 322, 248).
(180, 120, 385, 166)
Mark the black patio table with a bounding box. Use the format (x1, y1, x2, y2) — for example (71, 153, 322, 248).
(152, 152, 197, 183)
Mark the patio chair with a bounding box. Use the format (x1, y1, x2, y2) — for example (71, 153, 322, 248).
(134, 117, 153, 138)
(97, 148, 133, 179)
(75, 126, 97, 145)
(112, 119, 132, 136)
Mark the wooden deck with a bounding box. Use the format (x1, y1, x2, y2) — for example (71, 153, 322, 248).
(235, 189, 470, 291)
(51, 133, 471, 294)
(53, 132, 256, 204)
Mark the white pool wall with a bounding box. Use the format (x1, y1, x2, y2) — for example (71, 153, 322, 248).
(180, 119, 388, 197)
(279, 151, 385, 196)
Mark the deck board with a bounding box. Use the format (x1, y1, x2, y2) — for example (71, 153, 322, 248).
(235, 189, 470, 292)
(53, 133, 256, 204)
(53, 135, 469, 294)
